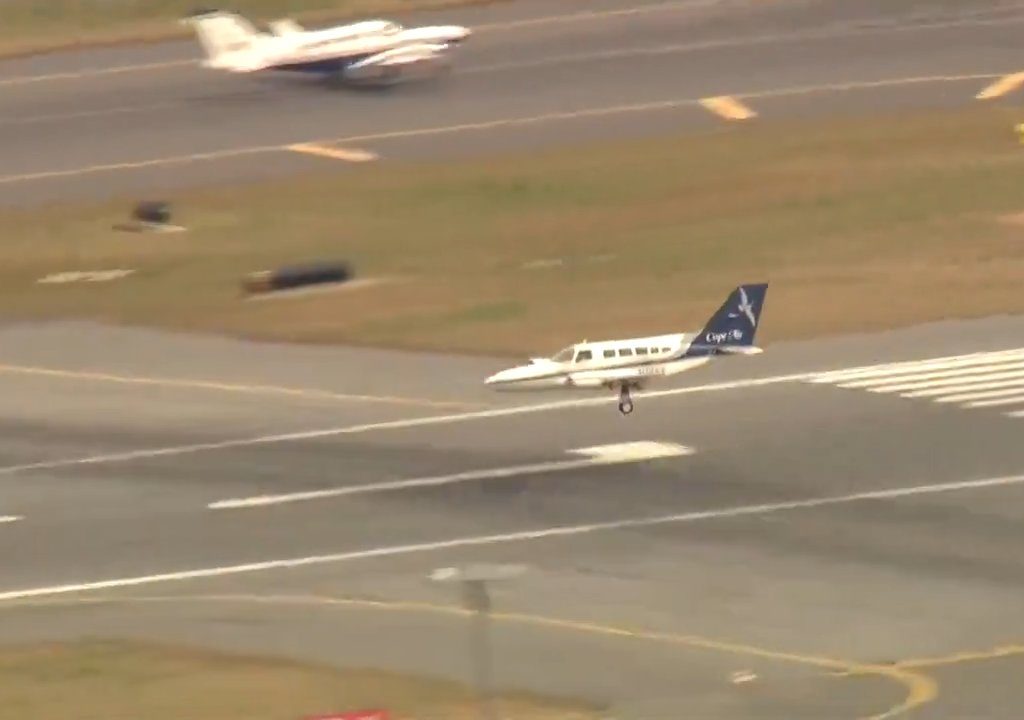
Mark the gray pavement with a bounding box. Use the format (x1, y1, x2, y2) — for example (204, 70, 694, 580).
(4, 1, 1024, 717)
(0, 317, 1023, 717)
(3, 0, 1024, 205)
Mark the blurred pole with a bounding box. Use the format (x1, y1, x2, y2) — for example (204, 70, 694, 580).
(431, 564, 526, 720)
(462, 579, 496, 720)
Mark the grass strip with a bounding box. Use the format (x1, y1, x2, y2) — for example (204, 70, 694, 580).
(6, 104, 1024, 355)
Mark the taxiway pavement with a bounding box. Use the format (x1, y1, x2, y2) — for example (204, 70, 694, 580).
(2, 0, 1024, 205)
(1, 316, 1024, 717)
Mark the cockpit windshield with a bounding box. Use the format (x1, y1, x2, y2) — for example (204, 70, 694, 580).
(551, 346, 575, 363)
(379, 21, 402, 34)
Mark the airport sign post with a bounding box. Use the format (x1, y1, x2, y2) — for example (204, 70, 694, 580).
(430, 563, 527, 720)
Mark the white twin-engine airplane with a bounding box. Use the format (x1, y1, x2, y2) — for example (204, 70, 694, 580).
(485, 283, 769, 415)
(182, 9, 471, 85)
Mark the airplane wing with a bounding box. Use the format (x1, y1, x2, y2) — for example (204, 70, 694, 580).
(343, 43, 450, 82)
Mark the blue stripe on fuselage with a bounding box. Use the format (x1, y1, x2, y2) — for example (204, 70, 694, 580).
(271, 55, 371, 74)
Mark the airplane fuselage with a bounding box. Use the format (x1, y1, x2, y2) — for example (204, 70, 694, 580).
(485, 333, 702, 390)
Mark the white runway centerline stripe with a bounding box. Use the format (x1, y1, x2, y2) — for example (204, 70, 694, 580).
(209, 442, 692, 509)
(0, 516, 21, 524)
(3, 472, 1024, 601)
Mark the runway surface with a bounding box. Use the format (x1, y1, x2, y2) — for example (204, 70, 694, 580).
(3, 0, 1024, 205)
(1, 316, 1024, 718)
(5, 1, 1024, 717)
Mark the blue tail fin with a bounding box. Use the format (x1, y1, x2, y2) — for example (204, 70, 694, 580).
(684, 283, 768, 357)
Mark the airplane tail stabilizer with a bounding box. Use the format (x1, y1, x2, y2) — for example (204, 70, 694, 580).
(684, 283, 768, 356)
(182, 9, 267, 70)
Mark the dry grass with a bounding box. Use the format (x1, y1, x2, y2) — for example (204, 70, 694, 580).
(0, 0, 502, 58)
(3, 104, 1024, 355)
(0, 638, 599, 720)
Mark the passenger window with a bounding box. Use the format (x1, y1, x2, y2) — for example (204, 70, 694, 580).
(575, 350, 592, 362)
(636, 347, 648, 355)
(603, 349, 615, 358)
(618, 348, 633, 356)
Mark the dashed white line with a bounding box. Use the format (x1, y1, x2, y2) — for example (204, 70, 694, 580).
(2, 471, 1023, 601)
(209, 441, 693, 509)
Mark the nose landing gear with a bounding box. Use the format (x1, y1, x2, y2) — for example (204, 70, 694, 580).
(618, 385, 634, 415)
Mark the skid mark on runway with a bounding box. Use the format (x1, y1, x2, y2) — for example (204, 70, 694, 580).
(208, 441, 694, 509)
(806, 348, 1024, 418)
(0, 363, 476, 410)
(0, 593, 938, 720)
(0, 372, 806, 475)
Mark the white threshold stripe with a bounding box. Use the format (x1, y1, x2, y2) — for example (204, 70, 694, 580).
(857, 369, 1024, 394)
(2, 472, 1023, 602)
(209, 442, 693, 509)
(898, 375, 1024, 398)
(933, 383, 1024, 403)
(833, 359, 1024, 389)
(964, 394, 1024, 409)
(0, 516, 21, 524)
(808, 349, 1024, 383)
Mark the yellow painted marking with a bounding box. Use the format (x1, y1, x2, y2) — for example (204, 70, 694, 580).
(897, 644, 1024, 669)
(288, 143, 379, 162)
(1, 593, 939, 720)
(0, 72, 1007, 186)
(0, 364, 480, 411)
(976, 72, 1024, 99)
(700, 95, 757, 120)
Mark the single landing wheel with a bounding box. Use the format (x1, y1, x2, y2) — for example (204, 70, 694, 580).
(618, 385, 634, 415)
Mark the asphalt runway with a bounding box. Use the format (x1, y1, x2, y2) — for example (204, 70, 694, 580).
(4, 1, 1024, 717)
(1, 317, 1024, 717)
(3, 0, 1024, 205)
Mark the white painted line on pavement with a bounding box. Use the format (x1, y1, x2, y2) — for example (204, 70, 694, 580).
(0, 373, 805, 477)
(0, 516, 21, 524)
(3, 471, 1024, 601)
(808, 349, 1024, 383)
(209, 441, 693, 509)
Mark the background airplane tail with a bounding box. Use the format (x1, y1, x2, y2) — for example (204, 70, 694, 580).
(182, 10, 266, 70)
(685, 283, 768, 355)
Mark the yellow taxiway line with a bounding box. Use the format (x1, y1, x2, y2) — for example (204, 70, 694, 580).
(976, 72, 1024, 99)
(1, 593, 939, 720)
(699, 95, 757, 120)
(287, 143, 379, 162)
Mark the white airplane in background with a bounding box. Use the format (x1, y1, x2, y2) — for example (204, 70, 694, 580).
(484, 284, 769, 415)
(182, 9, 471, 86)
